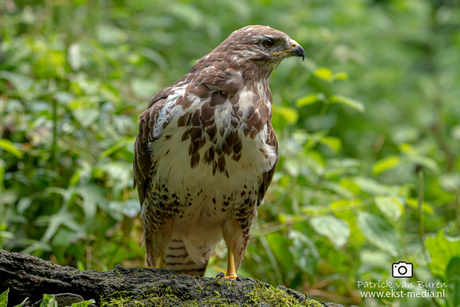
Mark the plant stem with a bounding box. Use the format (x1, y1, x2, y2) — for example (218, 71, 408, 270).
(418, 169, 429, 263)
(456, 191, 460, 232)
(49, 79, 58, 171)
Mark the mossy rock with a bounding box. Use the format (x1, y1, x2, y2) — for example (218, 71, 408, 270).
(100, 268, 322, 306)
(0, 250, 354, 307)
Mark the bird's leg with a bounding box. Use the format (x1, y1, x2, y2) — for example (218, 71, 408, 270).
(156, 251, 165, 269)
(225, 247, 238, 279)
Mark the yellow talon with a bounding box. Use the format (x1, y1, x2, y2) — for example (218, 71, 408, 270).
(156, 252, 165, 269)
(225, 247, 238, 279)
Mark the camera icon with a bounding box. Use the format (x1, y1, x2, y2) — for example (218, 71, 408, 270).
(392, 261, 413, 278)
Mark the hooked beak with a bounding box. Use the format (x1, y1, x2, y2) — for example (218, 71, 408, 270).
(289, 39, 305, 61)
(272, 39, 305, 61)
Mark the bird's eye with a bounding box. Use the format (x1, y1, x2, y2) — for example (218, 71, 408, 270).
(264, 39, 275, 48)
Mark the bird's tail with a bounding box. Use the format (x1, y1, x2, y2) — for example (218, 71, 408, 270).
(164, 238, 216, 277)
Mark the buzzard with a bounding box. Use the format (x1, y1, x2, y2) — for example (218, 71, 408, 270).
(134, 25, 304, 279)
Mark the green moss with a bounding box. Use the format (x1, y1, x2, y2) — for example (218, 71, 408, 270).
(100, 285, 239, 307)
(100, 286, 178, 307)
(246, 284, 298, 306)
(99, 280, 319, 307)
(304, 299, 324, 307)
(245, 283, 322, 307)
(100, 291, 133, 307)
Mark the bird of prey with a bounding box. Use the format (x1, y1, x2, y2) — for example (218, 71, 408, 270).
(133, 25, 304, 279)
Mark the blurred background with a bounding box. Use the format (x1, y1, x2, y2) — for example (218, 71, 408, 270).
(1, 0, 460, 306)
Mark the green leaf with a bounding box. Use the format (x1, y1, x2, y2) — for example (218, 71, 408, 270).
(425, 230, 460, 277)
(313, 68, 348, 82)
(406, 198, 434, 215)
(273, 106, 299, 124)
(71, 300, 95, 307)
(53, 92, 75, 105)
(330, 95, 365, 112)
(51, 228, 75, 246)
(333, 72, 348, 80)
(100, 137, 136, 158)
(36, 205, 81, 243)
(96, 24, 127, 44)
(356, 211, 399, 256)
(108, 199, 140, 220)
(20, 241, 51, 254)
(438, 173, 460, 193)
(398, 143, 416, 154)
(0, 71, 34, 91)
(372, 156, 401, 175)
(138, 48, 168, 69)
(0, 139, 23, 159)
(0, 231, 14, 240)
(72, 108, 100, 128)
(167, 3, 204, 28)
(69, 171, 81, 187)
(17, 198, 32, 214)
(0, 289, 8, 307)
(296, 94, 320, 107)
(266, 232, 294, 272)
(321, 182, 355, 198)
(0, 159, 4, 191)
(319, 136, 341, 154)
(283, 159, 300, 176)
(75, 185, 108, 226)
(130, 78, 158, 99)
(13, 297, 28, 307)
(411, 156, 440, 174)
(259, 236, 282, 285)
(287, 230, 320, 260)
(360, 250, 391, 269)
(68, 43, 81, 71)
(45, 187, 75, 203)
(353, 177, 389, 195)
(374, 196, 404, 221)
(287, 230, 319, 275)
(39, 294, 57, 307)
(310, 215, 350, 249)
(313, 67, 333, 81)
(451, 124, 460, 140)
(446, 257, 460, 306)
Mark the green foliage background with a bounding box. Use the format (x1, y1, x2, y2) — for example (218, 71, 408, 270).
(1, 0, 460, 306)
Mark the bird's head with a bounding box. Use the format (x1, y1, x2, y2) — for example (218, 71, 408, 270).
(206, 25, 304, 79)
(216, 26, 304, 61)
(191, 25, 304, 84)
